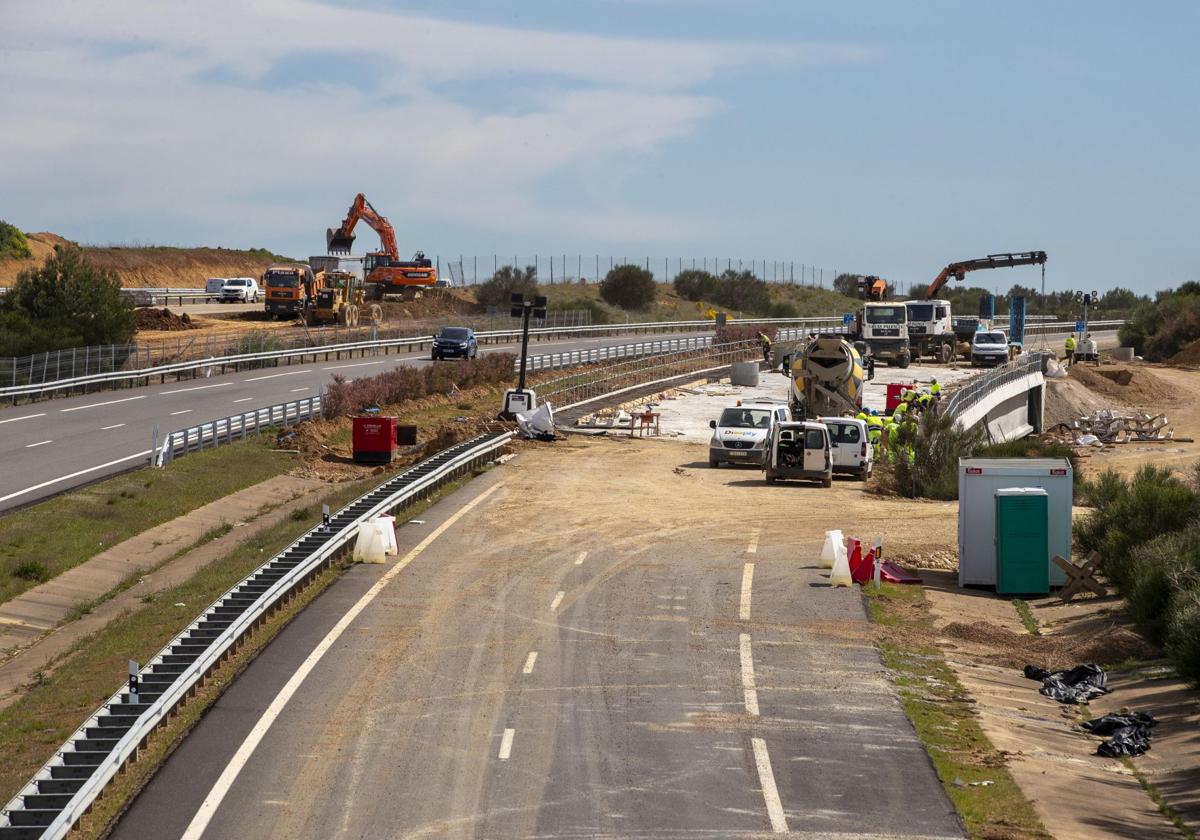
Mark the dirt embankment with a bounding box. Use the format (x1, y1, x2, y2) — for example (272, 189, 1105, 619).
(0, 232, 287, 288)
(1044, 362, 1178, 428)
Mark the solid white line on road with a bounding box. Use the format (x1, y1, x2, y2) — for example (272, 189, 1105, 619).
(747, 527, 760, 554)
(59, 395, 145, 413)
(575, 550, 587, 566)
(0, 449, 154, 505)
(522, 651, 538, 675)
(289, 387, 309, 392)
(101, 423, 126, 430)
(179, 480, 505, 840)
(159, 382, 232, 395)
(233, 397, 253, 403)
(243, 369, 312, 382)
(751, 737, 789, 834)
(740, 563, 755, 621)
(25, 440, 51, 448)
(498, 728, 515, 761)
(739, 632, 759, 716)
(0, 413, 45, 425)
(170, 409, 193, 416)
(549, 591, 565, 613)
(322, 360, 385, 371)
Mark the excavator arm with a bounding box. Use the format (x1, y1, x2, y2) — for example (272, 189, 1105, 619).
(926, 251, 1047, 299)
(326, 193, 400, 259)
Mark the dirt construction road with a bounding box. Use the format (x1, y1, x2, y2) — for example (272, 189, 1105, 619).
(113, 436, 962, 839)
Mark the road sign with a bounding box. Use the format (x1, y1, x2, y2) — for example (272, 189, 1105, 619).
(842, 313, 854, 325)
(1075, 320, 1085, 333)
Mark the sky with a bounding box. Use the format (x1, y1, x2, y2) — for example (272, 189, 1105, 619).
(2, 0, 1197, 294)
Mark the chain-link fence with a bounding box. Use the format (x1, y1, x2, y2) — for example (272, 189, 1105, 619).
(0, 309, 593, 387)
(431, 255, 848, 288)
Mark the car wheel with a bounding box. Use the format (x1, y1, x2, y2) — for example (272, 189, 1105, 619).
(765, 474, 776, 484)
(822, 474, 833, 488)
(709, 460, 720, 468)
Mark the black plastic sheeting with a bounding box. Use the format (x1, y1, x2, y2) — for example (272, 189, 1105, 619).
(1023, 663, 1112, 704)
(1082, 712, 1158, 757)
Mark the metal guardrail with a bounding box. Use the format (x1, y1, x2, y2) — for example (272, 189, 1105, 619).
(153, 395, 323, 467)
(941, 350, 1054, 421)
(0, 431, 513, 840)
(0, 317, 837, 401)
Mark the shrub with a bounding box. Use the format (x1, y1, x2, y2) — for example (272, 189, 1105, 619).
(1125, 525, 1200, 641)
(715, 324, 776, 345)
(600, 264, 656, 310)
(832, 273, 865, 298)
(1165, 585, 1200, 685)
(673, 269, 717, 302)
(888, 407, 984, 500)
(1075, 465, 1200, 592)
(547, 297, 611, 325)
(476, 265, 538, 309)
(711, 269, 770, 315)
(322, 353, 516, 418)
(0, 245, 135, 356)
(0, 220, 32, 259)
(12, 560, 49, 582)
(1119, 283, 1200, 360)
(768, 301, 799, 318)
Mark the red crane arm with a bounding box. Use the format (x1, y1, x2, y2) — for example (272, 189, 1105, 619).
(326, 193, 400, 259)
(926, 251, 1047, 299)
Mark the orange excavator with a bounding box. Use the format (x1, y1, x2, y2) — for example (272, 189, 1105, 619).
(857, 275, 889, 301)
(926, 251, 1047, 299)
(326, 193, 437, 299)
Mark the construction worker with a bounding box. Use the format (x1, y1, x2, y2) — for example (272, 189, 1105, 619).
(856, 410, 868, 422)
(884, 420, 900, 462)
(893, 399, 909, 419)
(929, 377, 941, 397)
(757, 332, 773, 365)
(917, 391, 933, 412)
(1064, 334, 1077, 366)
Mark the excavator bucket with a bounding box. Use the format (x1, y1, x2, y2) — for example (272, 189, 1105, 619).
(326, 226, 355, 255)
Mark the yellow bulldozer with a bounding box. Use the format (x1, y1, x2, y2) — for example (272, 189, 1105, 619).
(309, 270, 381, 327)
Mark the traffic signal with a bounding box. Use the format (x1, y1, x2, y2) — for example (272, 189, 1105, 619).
(533, 295, 547, 319)
(510, 292, 524, 318)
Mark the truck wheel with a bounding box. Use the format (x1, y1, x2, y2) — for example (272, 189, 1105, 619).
(898, 352, 911, 369)
(348, 305, 359, 327)
(822, 474, 833, 488)
(939, 343, 953, 364)
(765, 473, 776, 484)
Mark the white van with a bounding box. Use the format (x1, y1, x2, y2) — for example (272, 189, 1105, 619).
(764, 421, 832, 486)
(821, 417, 873, 480)
(971, 330, 1009, 367)
(708, 402, 791, 467)
(205, 277, 226, 295)
(220, 277, 260, 303)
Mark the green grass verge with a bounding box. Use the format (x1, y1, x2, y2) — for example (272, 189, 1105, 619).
(1012, 599, 1041, 636)
(864, 584, 1052, 840)
(0, 438, 297, 604)
(0, 465, 482, 823)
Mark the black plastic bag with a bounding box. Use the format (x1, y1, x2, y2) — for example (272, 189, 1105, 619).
(1023, 663, 1111, 704)
(1082, 711, 1157, 757)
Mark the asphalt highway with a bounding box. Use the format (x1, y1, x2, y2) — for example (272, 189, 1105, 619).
(0, 329, 716, 512)
(110, 458, 965, 840)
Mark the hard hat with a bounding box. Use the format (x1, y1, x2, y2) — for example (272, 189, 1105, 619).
(931, 377, 938, 383)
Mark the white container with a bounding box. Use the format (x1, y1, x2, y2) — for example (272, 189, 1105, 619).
(958, 458, 1072, 587)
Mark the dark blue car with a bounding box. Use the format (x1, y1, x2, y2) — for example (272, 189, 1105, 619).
(432, 326, 478, 360)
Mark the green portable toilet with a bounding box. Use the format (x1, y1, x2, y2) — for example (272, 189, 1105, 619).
(995, 488, 1049, 595)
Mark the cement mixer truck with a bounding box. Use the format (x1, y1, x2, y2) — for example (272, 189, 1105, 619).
(789, 336, 866, 419)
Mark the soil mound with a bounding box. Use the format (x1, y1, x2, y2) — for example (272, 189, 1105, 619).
(134, 308, 196, 331)
(1170, 338, 1200, 367)
(1044, 377, 1111, 427)
(380, 289, 485, 321)
(1067, 363, 1174, 407)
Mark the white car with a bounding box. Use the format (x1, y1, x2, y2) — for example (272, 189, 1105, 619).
(709, 403, 791, 467)
(970, 330, 1009, 367)
(220, 277, 259, 303)
(821, 417, 873, 480)
(205, 277, 227, 295)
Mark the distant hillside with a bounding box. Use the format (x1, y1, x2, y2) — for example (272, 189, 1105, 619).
(0, 231, 292, 288)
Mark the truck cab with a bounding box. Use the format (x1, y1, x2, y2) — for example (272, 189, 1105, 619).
(262, 264, 318, 318)
(858, 303, 911, 368)
(904, 299, 954, 362)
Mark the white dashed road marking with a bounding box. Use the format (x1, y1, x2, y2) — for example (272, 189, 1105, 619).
(740, 563, 755, 621)
(751, 737, 789, 833)
(739, 633, 759, 716)
(522, 652, 538, 675)
(498, 728, 515, 761)
(549, 591, 565, 613)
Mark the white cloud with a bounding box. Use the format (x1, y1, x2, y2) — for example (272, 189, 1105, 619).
(0, 1, 870, 248)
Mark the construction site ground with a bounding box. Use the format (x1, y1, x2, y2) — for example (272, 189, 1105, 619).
(569, 357, 1200, 837)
